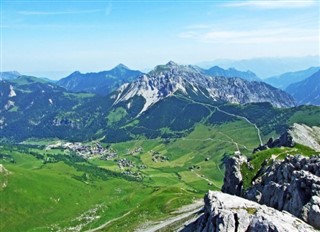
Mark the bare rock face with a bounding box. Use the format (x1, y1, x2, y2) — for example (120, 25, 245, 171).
(289, 123, 320, 152)
(113, 61, 295, 115)
(244, 155, 320, 229)
(223, 154, 320, 229)
(221, 154, 247, 196)
(253, 123, 320, 153)
(181, 191, 316, 232)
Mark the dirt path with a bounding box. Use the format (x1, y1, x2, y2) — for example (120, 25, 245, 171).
(193, 171, 220, 189)
(85, 210, 132, 232)
(218, 131, 240, 152)
(135, 200, 203, 232)
(214, 106, 263, 145)
(181, 96, 263, 146)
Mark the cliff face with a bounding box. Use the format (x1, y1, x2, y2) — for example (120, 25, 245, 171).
(221, 154, 247, 196)
(182, 191, 316, 232)
(222, 155, 320, 229)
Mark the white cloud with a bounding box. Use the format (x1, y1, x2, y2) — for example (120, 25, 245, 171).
(186, 24, 212, 30)
(179, 27, 318, 45)
(18, 9, 103, 16)
(225, 0, 316, 9)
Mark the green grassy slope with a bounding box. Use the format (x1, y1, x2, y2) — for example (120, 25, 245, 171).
(241, 144, 320, 190)
(0, 119, 261, 231)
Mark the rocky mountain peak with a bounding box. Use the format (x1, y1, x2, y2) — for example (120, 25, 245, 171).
(70, 71, 81, 76)
(151, 61, 199, 76)
(166, 60, 179, 67)
(114, 63, 129, 70)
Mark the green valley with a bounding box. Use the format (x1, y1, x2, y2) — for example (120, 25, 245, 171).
(0, 117, 266, 231)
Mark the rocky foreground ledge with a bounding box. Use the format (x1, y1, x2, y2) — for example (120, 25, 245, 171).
(181, 191, 316, 232)
(222, 154, 320, 229)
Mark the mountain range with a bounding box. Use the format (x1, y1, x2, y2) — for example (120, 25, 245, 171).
(203, 56, 320, 78)
(113, 61, 293, 116)
(264, 67, 320, 89)
(56, 64, 262, 96)
(0, 61, 312, 143)
(286, 70, 320, 106)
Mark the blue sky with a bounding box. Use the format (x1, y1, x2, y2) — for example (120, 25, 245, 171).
(1, 0, 319, 79)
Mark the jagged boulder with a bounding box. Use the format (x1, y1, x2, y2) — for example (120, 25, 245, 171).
(302, 196, 320, 229)
(221, 154, 247, 196)
(181, 191, 316, 232)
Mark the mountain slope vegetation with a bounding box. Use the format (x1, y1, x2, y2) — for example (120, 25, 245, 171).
(57, 64, 143, 96)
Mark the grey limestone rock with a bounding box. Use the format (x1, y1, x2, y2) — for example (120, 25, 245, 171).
(222, 154, 247, 196)
(223, 153, 320, 229)
(181, 191, 316, 232)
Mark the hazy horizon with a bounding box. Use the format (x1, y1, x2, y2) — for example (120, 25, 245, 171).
(1, 0, 319, 79)
(2, 55, 319, 80)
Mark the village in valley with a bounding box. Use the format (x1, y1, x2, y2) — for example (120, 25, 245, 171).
(45, 141, 150, 180)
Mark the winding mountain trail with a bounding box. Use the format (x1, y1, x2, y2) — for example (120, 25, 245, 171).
(218, 131, 240, 152)
(193, 171, 220, 189)
(213, 106, 263, 145)
(85, 210, 132, 232)
(181, 137, 251, 151)
(181, 96, 263, 146)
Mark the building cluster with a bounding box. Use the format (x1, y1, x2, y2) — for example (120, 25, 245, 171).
(126, 146, 143, 155)
(150, 150, 169, 162)
(46, 142, 117, 160)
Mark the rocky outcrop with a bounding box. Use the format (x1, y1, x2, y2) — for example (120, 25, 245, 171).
(181, 191, 316, 232)
(244, 155, 320, 229)
(289, 123, 320, 152)
(223, 154, 320, 229)
(253, 123, 320, 153)
(253, 131, 294, 153)
(221, 154, 247, 196)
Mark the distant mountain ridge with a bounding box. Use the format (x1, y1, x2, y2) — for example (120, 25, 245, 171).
(265, 67, 320, 89)
(202, 65, 260, 81)
(0, 71, 21, 80)
(286, 70, 320, 106)
(112, 61, 295, 115)
(57, 64, 143, 95)
(200, 56, 319, 78)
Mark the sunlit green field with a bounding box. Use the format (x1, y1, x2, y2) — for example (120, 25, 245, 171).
(0, 120, 264, 232)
